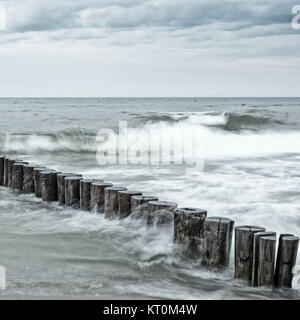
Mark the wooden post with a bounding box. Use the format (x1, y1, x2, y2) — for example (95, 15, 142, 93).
(8, 159, 23, 188)
(23, 164, 38, 193)
(12, 162, 28, 191)
(90, 182, 113, 213)
(41, 170, 60, 202)
(7, 158, 14, 188)
(3, 158, 9, 186)
(104, 187, 127, 219)
(118, 190, 143, 220)
(57, 173, 82, 205)
(147, 201, 177, 226)
(257, 235, 276, 286)
(234, 225, 265, 282)
(202, 217, 234, 268)
(33, 167, 47, 198)
(131, 196, 159, 220)
(0, 155, 4, 186)
(65, 176, 83, 208)
(57, 173, 72, 205)
(174, 208, 207, 258)
(252, 231, 276, 286)
(80, 179, 103, 211)
(274, 234, 299, 288)
(7, 158, 15, 188)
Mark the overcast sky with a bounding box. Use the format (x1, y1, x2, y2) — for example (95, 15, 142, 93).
(0, 0, 299, 97)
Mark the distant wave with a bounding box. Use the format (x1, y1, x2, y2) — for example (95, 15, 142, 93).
(127, 111, 226, 126)
(127, 109, 291, 132)
(219, 110, 287, 131)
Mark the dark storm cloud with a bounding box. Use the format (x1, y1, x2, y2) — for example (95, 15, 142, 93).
(3, 0, 295, 33)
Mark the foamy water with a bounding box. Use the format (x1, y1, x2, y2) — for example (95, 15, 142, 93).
(0, 98, 300, 299)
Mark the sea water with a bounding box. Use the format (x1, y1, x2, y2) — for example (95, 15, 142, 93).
(0, 97, 300, 299)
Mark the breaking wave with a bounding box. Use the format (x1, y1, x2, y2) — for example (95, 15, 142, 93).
(128, 109, 291, 132)
(1, 123, 299, 162)
(0, 128, 97, 153)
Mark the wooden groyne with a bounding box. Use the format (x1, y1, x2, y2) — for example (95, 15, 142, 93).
(0, 155, 299, 289)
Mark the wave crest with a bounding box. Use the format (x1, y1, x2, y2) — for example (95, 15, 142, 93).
(126, 109, 290, 132)
(0, 128, 97, 153)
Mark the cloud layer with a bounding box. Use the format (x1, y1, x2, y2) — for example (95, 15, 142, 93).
(1, 1, 297, 45)
(1, 1, 293, 31)
(0, 0, 299, 96)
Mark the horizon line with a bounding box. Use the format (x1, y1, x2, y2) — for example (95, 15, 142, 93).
(0, 96, 300, 99)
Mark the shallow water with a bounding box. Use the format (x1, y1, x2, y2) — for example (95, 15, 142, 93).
(0, 98, 300, 299)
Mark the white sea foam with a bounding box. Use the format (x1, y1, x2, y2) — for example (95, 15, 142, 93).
(98, 120, 300, 163)
(2, 115, 299, 162)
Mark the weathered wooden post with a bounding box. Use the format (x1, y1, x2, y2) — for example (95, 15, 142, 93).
(3, 158, 9, 186)
(174, 208, 207, 258)
(252, 231, 276, 286)
(257, 235, 276, 286)
(0, 156, 4, 186)
(58, 173, 72, 205)
(12, 162, 28, 191)
(80, 179, 103, 211)
(118, 190, 143, 219)
(80, 179, 93, 211)
(57, 173, 82, 205)
(65, 176, 83, 208)
(147, 201, 177, 226)
(7, 158, 15, 188)
(274, 234, 299, 288)
(41, 170, 60, 202)
(33, 167, 47, 198)
(131, 196, 159, 220)
(23, 164, 38, 193)
(202, 217, 234, 268)
(7, 158, 14, 188)
(104, 187, 127, 219)
(8, 159, 23, 188)
(234, 225, 265, 282)
(90, 182, 113, 213)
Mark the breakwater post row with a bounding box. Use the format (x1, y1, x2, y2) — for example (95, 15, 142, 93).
(0, 155, 298, 288)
